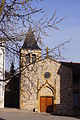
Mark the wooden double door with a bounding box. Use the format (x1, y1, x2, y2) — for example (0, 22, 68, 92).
(40, 96, 53, 113)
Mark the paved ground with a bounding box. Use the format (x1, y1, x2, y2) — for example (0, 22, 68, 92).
(0, 108, 79, 120)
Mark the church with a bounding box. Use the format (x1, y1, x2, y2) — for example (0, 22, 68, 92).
(19, 27, 80, 115)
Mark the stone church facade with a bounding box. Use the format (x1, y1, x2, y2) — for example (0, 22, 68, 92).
(0, 28, 80, 116)
(20, 27, 74, 115)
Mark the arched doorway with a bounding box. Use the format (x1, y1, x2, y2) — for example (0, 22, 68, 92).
(38, 86, 55, 113)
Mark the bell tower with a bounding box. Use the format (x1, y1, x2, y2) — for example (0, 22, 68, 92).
(20, 25, 41, 109)
(20, 25, 41, 67)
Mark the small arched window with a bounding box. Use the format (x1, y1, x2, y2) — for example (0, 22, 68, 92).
(26, 53, 30, 63)
(32, 54, 36, 63)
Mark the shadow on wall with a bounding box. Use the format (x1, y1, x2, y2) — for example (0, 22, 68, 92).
(4, 73, 20, 108)
(57, 64, 73, 115)
(46, 105, 54, 113)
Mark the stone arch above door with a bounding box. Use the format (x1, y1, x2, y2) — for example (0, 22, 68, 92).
(39, 86, 54, 97)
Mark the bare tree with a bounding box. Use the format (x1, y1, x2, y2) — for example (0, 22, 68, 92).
(0, 1, 64, 45)
(0, 0, 67, 79)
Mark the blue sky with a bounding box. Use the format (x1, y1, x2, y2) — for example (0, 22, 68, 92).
(41, 0, 80, 62)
